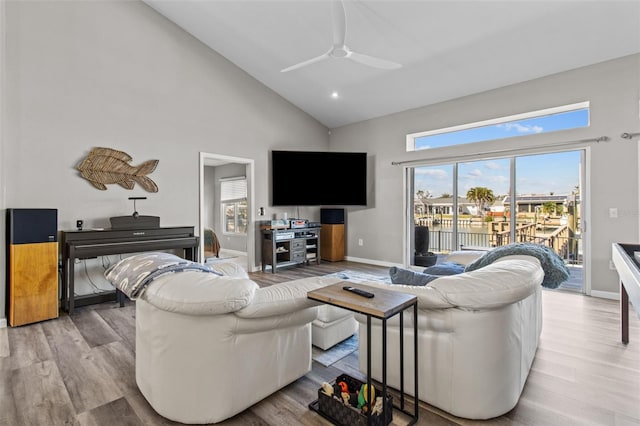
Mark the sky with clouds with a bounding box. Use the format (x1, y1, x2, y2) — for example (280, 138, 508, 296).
(414, 109, 585, 198)
(415, 150, 581, 198)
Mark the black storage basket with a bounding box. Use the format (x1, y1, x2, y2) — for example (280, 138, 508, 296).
(317, 374, 393, 426)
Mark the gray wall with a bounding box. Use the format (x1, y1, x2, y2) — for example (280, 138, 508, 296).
(0, 0, 329, 321)
(0, 1, 6, 327)
(329, 54, 640, 295)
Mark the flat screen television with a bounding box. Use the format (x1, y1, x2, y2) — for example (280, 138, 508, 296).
(271, 150, 367, 206)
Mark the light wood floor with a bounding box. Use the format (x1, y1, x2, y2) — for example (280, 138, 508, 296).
(1, 261, 639, 425)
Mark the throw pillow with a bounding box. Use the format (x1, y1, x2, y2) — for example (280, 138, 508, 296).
(422, 262, 465, 276)
(389, 266, 439, 286)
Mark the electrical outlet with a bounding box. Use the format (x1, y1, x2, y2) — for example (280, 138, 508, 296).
(609, 208, 618, 218)
(358, 238, 364, 246)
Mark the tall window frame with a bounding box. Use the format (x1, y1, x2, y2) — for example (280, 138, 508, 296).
(402, 101, 599, 295)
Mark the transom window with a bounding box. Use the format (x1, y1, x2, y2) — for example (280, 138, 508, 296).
(406, 102, 589, 152)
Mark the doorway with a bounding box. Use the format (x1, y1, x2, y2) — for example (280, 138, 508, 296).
(199, 152, 255, 272)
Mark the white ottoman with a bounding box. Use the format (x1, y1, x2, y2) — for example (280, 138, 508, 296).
(312, 305, 357, 350)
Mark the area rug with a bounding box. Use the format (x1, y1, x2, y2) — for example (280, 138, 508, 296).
(325, 270, 391, 284)
(312, 334, 358, 367)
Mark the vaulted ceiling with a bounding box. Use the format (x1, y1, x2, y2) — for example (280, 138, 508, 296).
(144, 0, 640, 129)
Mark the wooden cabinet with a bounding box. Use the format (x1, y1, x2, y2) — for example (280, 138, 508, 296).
(320, 224, 345, 261)
(262, 227, 321, 273)
(8, 242, 59, 326)
(7, 208, 59, 327)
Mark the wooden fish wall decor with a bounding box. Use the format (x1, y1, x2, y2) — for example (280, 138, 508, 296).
(77, 147, 159, 192)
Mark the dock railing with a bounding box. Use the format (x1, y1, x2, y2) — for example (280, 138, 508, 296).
(426, 224, 581, 265)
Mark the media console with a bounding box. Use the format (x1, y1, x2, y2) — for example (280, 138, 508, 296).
(261, 227, 321, 273)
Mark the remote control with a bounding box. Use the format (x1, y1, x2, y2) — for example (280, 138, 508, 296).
(343, 286, 375, 298)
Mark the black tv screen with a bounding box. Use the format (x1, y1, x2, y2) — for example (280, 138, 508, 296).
(272, 150, 367, 206)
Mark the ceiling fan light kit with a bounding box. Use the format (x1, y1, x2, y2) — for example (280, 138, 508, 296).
(281, 0, 401, 73)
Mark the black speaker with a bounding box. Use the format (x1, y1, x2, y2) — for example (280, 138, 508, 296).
(414, 225, 437, 267)
(415, 226, 430, 255)
(320, 208, 344, 224)
(8, 208, 58, 244)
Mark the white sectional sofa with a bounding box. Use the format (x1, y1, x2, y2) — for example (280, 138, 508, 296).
(106, 249, 544, 423)
(354, 252, 544, 420)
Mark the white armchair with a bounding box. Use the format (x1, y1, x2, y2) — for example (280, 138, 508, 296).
(128, 263, 328, 424)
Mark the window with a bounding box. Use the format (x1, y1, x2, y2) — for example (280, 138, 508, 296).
(409, 150, 584, 291)
(221, 177, 247, 235)
(407, 102, 589, 152)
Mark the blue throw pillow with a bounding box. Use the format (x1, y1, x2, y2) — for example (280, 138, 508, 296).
(389, 266, 439, 286)
(422, 262, 465, 276)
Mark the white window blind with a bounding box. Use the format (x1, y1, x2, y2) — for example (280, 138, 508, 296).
(220, 177, 247, 201)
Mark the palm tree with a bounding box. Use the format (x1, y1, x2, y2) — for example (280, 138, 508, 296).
(542, 201, 556, 216)
(466, 187, 495, 217)
(416, 190, 430, 200)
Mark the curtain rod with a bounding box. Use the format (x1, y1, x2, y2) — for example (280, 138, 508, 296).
(621, 132, 640, 139)
(391, 136, 609, 166)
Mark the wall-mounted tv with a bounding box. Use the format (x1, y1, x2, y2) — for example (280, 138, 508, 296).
(271, 150, 367, 206)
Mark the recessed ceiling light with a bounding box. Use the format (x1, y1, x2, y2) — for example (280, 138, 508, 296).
(331, 91, 339, 99)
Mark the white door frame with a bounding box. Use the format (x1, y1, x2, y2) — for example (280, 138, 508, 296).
(199, 152, 255, 272)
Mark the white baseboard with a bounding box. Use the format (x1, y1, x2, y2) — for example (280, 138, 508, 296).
(344, 256, 398, 268)
(219, 248, 246, 257)
(0, 318, 6, 329)
(590, 290, 619, 300)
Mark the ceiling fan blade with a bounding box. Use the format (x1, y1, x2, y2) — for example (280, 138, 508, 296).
(331, 0, 347, 47)
(348, 51, 402, 70)
(280, 52, 330, 73)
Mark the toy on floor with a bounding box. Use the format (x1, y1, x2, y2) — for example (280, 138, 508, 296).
(321, 382, 333, 396)
(372, 396, 384, 415)
(357, 384, 376, 410)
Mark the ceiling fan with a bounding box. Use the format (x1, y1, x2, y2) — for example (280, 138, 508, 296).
(280, 0, 402, 73)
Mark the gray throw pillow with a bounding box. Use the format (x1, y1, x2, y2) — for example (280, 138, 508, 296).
(422, 262, 465, 276)
(389, 266, 439, 286)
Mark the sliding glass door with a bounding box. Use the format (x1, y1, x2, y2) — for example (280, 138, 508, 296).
(409, 149, 584, 292)
(456, 158, 511, 250)
(515, 151, 583, 291)
(412, 164, 454, 254)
